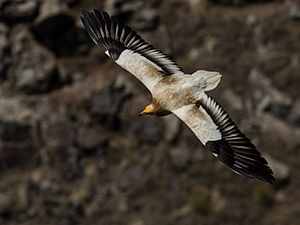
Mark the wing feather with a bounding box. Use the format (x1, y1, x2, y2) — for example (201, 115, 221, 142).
(80, 10, 184, 79)
(173, 95, 274, 183)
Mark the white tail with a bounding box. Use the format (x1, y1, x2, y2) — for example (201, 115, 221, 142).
(192, 70, 222, 91)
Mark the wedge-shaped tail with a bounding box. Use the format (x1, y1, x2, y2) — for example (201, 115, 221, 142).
(192, 70, 222, 91)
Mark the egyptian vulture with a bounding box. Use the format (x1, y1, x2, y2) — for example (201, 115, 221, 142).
(81, 9, 274, 183)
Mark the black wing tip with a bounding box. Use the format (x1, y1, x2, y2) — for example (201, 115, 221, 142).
(80, 8, 184, 74)
(206, 139, 275, 184)
(80, 9, 97, 24)
(265, 175, 275, 184)
(80, 10, 89, 24)
(80, 9, 89, 16)
(80, 9, 125, 59)
(80, 9, 116, 32)
(80, 9, 107, 31)
(80, 9, 107, 17)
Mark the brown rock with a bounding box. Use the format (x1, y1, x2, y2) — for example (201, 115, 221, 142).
(163, 114, 181, 142)
(286, 0, 300, 19)
(0, 98, 37, 168)
(131, 9, 159, 31)
(32, 0, 86, 56)
(7, 27, 60, 94)
(76, 126, 108, 152)
(0, 0, 40, 23)
(169, 144, 190, 168)
(0, 192, 13, 219)
(0, 23, 9, 80)
(265, 155, 291, 185)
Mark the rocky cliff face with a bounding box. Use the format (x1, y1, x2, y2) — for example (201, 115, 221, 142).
(0, 1, 299, 225)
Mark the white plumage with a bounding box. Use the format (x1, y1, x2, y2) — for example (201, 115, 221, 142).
(81, 9, 274, 183)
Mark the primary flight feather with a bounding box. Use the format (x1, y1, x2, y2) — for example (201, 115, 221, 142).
(81, 9, 274, 183)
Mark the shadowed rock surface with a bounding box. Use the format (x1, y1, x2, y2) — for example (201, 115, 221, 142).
(0, 1, 299, 225)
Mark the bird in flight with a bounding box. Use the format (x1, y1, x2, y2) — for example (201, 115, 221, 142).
(81, 9, 274, 183)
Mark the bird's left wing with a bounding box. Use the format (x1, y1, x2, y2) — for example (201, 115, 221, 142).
(173, 94, 274, 183)
(81, 9, 184, 92)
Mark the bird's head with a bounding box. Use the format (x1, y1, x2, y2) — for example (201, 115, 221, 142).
(139, 99, 170, 116)
(139, 104, 156, 116)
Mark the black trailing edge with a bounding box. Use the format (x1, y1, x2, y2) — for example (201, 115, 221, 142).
(199, 95, 274, 184)
(80, 9, 183, 75)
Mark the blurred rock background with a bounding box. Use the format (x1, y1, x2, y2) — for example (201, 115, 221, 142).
(0, 0, 299, 224)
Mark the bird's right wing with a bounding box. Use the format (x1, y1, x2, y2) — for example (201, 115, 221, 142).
(81, 9, 184, 92)
(173, 94, 274, 183)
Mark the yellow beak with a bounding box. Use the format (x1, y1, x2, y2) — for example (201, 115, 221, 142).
(139, 105, 151, 117)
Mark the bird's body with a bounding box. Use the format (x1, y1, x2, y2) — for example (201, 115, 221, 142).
(116, 49, 221, 112)
(81, 9, 275, 183)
